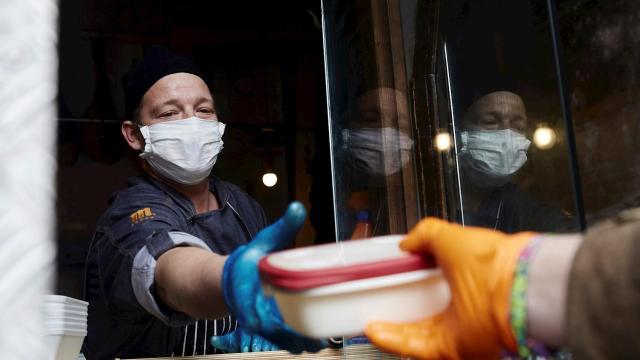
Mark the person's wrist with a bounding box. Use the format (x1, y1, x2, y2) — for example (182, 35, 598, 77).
(490, 232, 538, 352)
(220, 248, 243, 316)
(509, 235, 548, 358)
(527, 233, 582, 348)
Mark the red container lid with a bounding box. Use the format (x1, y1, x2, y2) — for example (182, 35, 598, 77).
(259, 235, 434, 291)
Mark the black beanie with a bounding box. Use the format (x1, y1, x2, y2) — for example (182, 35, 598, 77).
(123, 46, 204, 119)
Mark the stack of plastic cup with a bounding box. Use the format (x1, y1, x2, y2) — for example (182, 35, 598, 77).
(44, 295, 88, 360)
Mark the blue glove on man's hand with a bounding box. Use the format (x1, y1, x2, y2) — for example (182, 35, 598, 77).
(217, 201, 327, 354)
(210, 328, 279, 353)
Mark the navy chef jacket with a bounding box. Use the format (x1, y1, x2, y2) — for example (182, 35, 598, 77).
(83, 175, 268, 359)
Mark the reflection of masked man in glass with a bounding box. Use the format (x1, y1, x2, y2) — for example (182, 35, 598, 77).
(458, 91, 575, 232)
(341, 88, 414, 238)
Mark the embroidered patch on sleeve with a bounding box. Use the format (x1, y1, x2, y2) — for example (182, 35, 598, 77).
(130, 207, 155, 225)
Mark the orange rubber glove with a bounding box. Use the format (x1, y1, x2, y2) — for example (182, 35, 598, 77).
(365, 218, 537, 360)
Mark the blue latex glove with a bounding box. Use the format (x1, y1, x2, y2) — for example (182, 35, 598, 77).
(210, 328, 280, 352)
(217, 201, 327, 353)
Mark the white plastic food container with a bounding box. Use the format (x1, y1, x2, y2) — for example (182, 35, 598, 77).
(44, 295, 88, 360)
(46, 328, 86, 360)
(259, 235, 450, 338)
(46, 295, 89, 307)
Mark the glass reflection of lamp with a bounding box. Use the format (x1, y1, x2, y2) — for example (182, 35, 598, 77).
(533, 124, 557, 150)
(434, 132, 452, 152)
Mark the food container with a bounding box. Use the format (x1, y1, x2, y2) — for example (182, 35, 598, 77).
(45, 307, 87, 319)
(46, 329, 87, 360)
(259, 235, 450, 338)
(46, 295, 89, 307)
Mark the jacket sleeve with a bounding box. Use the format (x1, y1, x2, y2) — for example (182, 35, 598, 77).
(565, 208, 640, 359)
(92, 197, 211, 327)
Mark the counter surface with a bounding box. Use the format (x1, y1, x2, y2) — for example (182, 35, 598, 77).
(120, 344, 399, 359)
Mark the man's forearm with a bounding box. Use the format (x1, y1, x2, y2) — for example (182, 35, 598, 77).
(155, 246, 229, 319)
(527, 233, 583, 347)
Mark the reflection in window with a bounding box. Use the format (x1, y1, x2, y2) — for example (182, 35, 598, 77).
(454, 90, 575, 232)
(322, 0, 588, 239)
(342, 88, 415, 238)
(440, 0, 579, 233)
(323, 0, 420, 240)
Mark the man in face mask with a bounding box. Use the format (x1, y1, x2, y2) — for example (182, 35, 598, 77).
(458, 90, 576, 233)
(84, 47, 324, 359)
(343, 88, 414, 180)
(341, 88, 414, 238)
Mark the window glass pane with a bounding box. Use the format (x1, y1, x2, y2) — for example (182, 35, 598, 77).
(438, 0, 580, 232)
(322, 0, 421, 240)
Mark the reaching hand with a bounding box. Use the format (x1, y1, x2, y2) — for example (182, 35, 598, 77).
(210, 328, 279, 353)
(365, 218, 537, 359)
(220, 201, 327, 354)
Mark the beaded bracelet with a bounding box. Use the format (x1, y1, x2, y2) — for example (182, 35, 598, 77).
(509, 235, 549, 358)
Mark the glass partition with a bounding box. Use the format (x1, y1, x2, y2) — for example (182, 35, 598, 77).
(322, 0, 421, 241)
(322, 0, 582, 241)
(436, 0, 581, 233)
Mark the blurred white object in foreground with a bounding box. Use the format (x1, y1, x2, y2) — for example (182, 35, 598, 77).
(0, 0, 58, 358)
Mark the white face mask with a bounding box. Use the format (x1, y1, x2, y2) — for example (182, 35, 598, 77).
(342, 127, 414, 177)
(139, 116, 226, 185)
(459, 129, 531, 188)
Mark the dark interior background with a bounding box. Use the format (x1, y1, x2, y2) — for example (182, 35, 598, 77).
(557, 0, 640, 221)
(437, 0, 640, 227)
(56, 0, 336, 299)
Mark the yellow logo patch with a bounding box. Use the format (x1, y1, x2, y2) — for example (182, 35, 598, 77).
(130, 207, 155, 225)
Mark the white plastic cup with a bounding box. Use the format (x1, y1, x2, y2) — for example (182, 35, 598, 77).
(44, 304, 88, 314)
(44, 314, 86, 324)
(45, 295, 89, 308)
(46, 323, 87, 333)
(46, 330, 86, 360)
